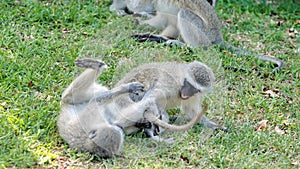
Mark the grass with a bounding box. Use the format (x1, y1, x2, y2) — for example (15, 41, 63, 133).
(0, 0, 299, 168)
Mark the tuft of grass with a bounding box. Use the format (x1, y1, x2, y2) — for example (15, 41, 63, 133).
(0, 0, 299, 168)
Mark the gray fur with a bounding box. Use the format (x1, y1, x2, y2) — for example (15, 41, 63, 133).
(58, 58, 159, 157)
(130, 0, 284, 72)
(115, 61, 227, 134)
(58, 59, 210, 157)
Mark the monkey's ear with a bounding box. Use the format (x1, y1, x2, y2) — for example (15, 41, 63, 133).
(180, 79, 199, 100)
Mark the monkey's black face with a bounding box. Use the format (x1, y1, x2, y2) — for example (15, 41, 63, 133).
(207, 0, 213, 6)
(180, 79, 200, 100)
(206, 0, 217, 7)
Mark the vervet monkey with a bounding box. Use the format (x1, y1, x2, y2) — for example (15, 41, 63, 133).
(58, 58, 207, 157)
(115, 61, 227, 132)
(129, 0, 284, 73)
(109, 0, 216, 17)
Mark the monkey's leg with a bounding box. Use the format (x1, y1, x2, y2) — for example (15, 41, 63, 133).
(131, 13, 169, 42)
(140, 12, 168, 29)
(177, 9, 213, 48)
(161, 24, 187, 47)
(109, 0, 130, 16)
(161, 24, 180, 40)
(132, 12, 184, 46)
(62, 59, 107, 104)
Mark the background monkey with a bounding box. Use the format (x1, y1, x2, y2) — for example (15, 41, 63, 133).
(58, 58, 207, 157)
(128, 0, 284, 73)
(115, 61, 227, 132)
(109, 0, 217, 17)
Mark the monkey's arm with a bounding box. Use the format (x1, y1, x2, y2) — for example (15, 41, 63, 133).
(95, 82, 144, 104)
(62, 59, 107, 104)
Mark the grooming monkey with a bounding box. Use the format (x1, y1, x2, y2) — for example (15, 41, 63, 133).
(115, 61, 227, 132)
(129, 0, 284, 73)
(57, 58, 207, 157)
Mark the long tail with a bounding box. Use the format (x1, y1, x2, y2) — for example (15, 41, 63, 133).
(220, 42, 284, 73)
(144, 104, 208, 132)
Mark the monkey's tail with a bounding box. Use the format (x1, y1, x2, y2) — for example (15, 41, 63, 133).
(144, 104, 208, 132)
(220, 42, 284, 74)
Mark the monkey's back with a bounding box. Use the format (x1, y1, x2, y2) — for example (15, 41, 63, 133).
(168, 0, 223, 44)
(57, 104, 92, 149)
(170, 0, 221, 28)
(116, 62, 188, 108)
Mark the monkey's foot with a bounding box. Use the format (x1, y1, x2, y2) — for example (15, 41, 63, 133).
(131, 33, 168, 43)
(128, 82, 144, 93)
(75, 58, 106, 70)
(164, 137, 175, 144)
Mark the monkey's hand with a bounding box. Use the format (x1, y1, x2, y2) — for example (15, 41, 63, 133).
(128, 82, 144, 93)
(75, 58, 106, 70)
(129, 89, 145, 102)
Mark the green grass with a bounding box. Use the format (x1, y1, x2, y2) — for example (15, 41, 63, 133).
(0, 0, 299, 168)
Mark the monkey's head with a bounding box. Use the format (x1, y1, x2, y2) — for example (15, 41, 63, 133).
(180, 61, 215, 100)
